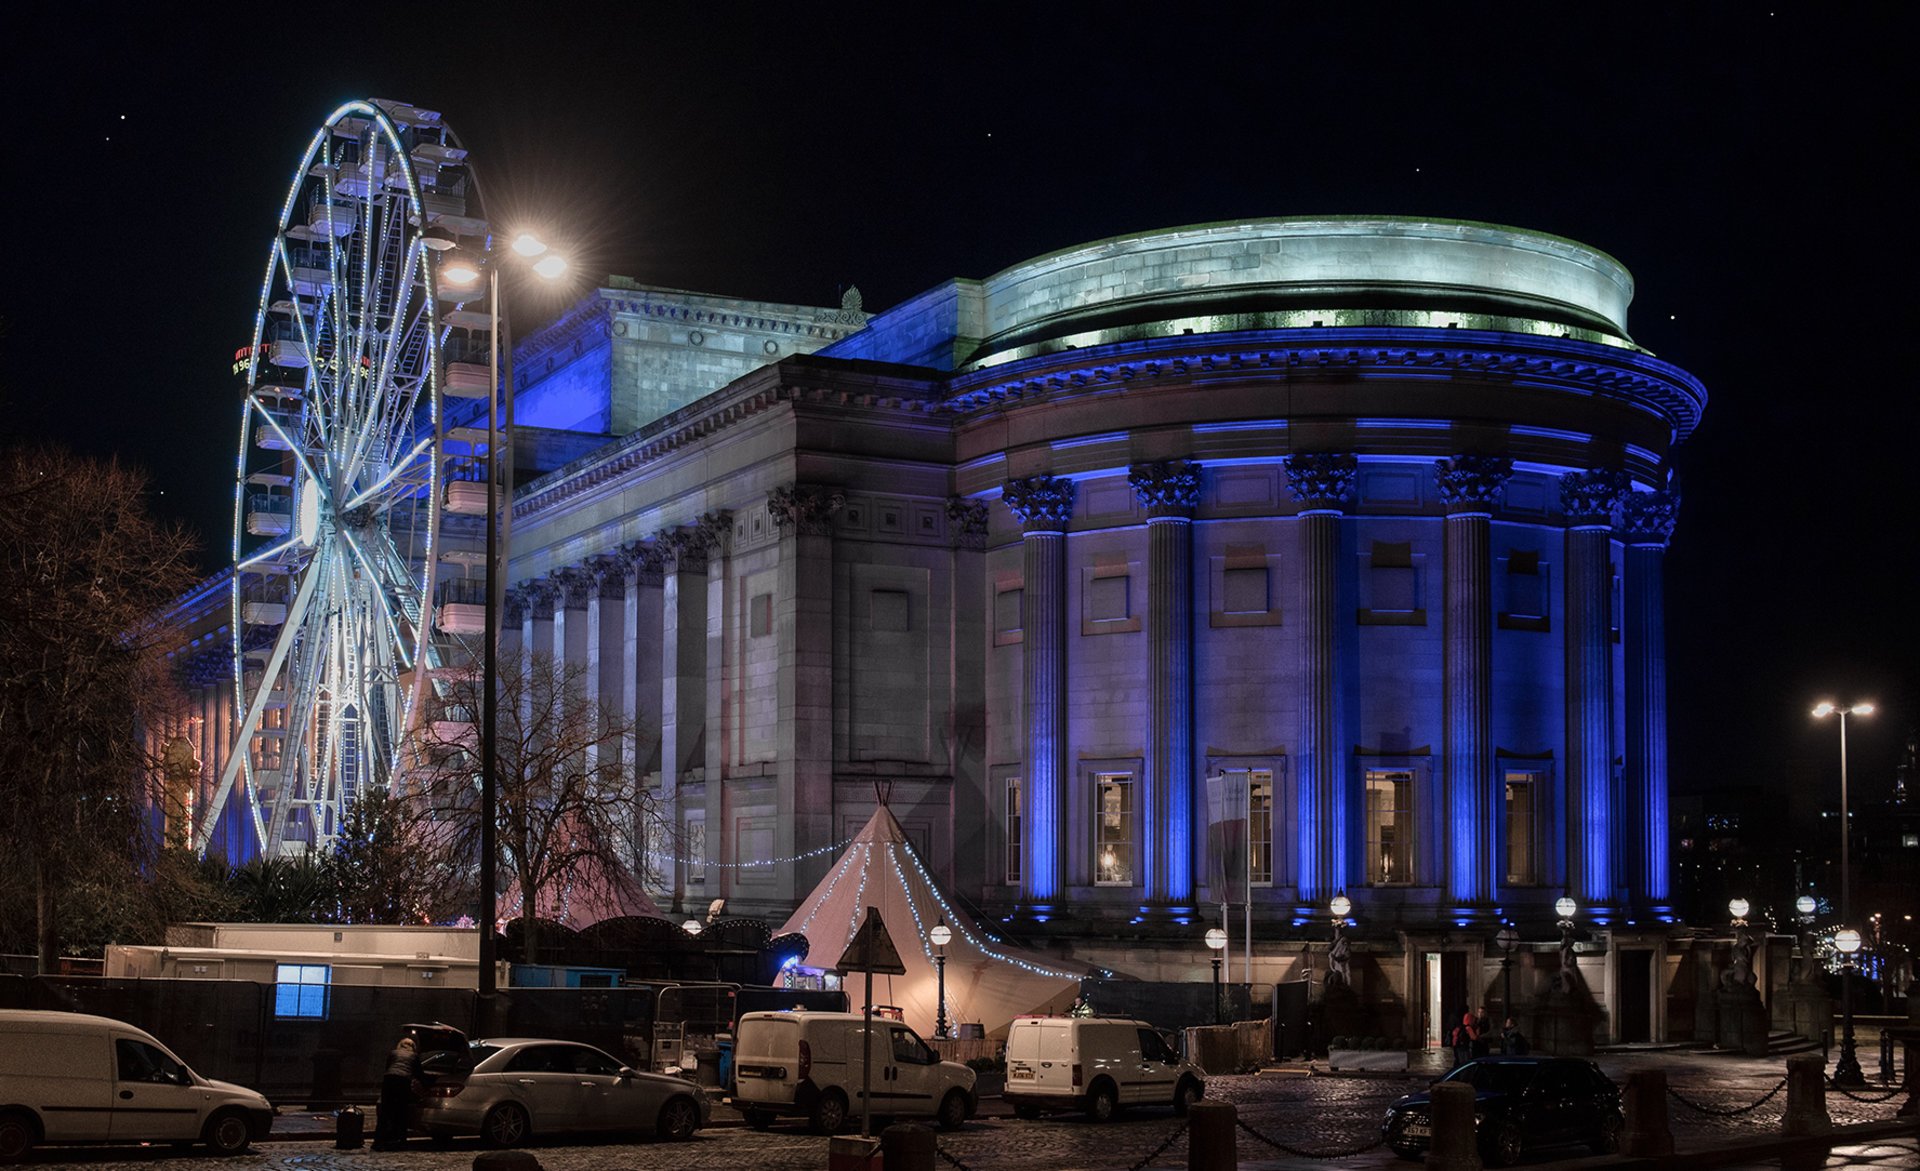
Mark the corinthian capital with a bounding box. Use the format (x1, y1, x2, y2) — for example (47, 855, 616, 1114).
(1559, 469, 1630, 526)
(553, 566, 596, 609)
(520, 577, 560, 619)
(1620, 488, 1681, 547)
(768, 485, 844, 537)
(1283, 453, 1358, 512)
(945, 495, 989, 549)
(1435, 454, 1514, 514)
(504, 584, 530, 624)
(1002, 475, 1075, 532)
(1128, 460, 1203, 519)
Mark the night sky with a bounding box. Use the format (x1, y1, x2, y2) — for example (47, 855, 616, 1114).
(4, 6, 1913, 814)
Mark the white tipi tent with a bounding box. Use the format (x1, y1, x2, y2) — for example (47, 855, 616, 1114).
(777, 805, 1086, 1038)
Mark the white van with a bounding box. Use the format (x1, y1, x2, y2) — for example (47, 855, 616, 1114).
(732, 1011, 976, 1133)
(0, 1010, 273, 1160)
(1002, 1016, 1205, 1122)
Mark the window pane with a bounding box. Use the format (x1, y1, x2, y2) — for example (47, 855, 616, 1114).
(273, 962, 329, 1019)
(1366, 771, 1414, 885)
(1249, 771, 1273, 885)
(1504, 771, 1538, 885)
(1095, 775, 1133, 885)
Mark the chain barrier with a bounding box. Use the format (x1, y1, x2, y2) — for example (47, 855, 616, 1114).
(1826, 1078, 1907, 1104)
(935, 1143, 975, 1171)
(1235, 1115, 1388, 1159)
(1124, 1117, 1190, 1171)
(1666, 1074, 1790, 1117)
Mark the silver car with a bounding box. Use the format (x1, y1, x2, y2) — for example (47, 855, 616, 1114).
(413, 1038, 709, 1146)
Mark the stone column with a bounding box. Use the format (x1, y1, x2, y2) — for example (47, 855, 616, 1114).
(1437, 455, 1512, 907)
(1560, 471, 1627, 907)
(1622, 488, 1679, 909)
(585, 555, 626, 775)
(945, 496, 991, 899)
(660, 525, 716, 807)
(618, 540, 665, 880)
(768, 490, 837, 903)
(553, 567, 593, 680)
(1284, 453, 1357, 902)
(1004, 475, 1075, 906)
(1129, 460, 1202, 906)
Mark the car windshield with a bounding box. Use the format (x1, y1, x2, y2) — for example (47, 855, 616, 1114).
(1441, 1061, 1537, 1096)
(421, 1043, 501, 1075)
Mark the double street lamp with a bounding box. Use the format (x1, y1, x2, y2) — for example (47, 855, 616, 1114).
(434, 230, 571, 999)
(1813, 699, 1873, 1087)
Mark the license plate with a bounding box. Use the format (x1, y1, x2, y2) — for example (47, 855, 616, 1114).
(1009, 1064, 1033, 1080)
(1404, 1122, 1430, 1139)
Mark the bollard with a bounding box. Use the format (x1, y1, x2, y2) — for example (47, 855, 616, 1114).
(1424, 1081, 1482, 1171)
(1186, 1099, 1235, 1171)
(1620, 1070, 1673, 1156)
(1902, 1033, 1919, 1118)
(1781, 1053, 1831, 1137)
(881, 1123, 935, 1171)
(333, 1105, 363, 1150)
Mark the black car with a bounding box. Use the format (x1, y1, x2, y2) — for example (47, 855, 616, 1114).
(1382, 1056, 1622, 1166)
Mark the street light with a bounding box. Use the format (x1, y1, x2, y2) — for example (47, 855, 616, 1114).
(1728, 897, 1750, 924)
(441, 231, 572, 1000)
(1554, 897, 1579, 992)
(1205, 927, 1228, 1025)
(682, 918, 703, 937)
(1328, 893, 1352, 990)
(1795, 895, 1818, 983)
(1813, 699, 1874, 1086)
(930, 920, 952, 1039)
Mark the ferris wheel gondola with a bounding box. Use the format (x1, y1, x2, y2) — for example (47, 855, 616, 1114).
(197, 99, 495, 857)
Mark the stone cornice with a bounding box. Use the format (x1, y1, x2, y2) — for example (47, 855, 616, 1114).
(511, 360, 944, 520)
(939, 327, 1707, 443)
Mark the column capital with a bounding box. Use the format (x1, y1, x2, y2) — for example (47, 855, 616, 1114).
(768, 485, 844, 537)
(1558, 469, 1631, 527)
(517, 577, 559, 619)
(504, 583, 530, 624)
(1128, 459, 1203, 519)
(618, 538, 667, 585)
(944, 495, 989, 549)
(1436, 454, 1514, 514)
(660, 511, 733, 571)
(553, 566, 596, 609)
(1283, 453, 1358, 512)
(1619, 488, 1681, 547)
(1003, 475, 1075, 533)
(587, 554, 628, 599)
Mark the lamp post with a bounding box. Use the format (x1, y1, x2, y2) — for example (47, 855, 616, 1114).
(1795, 894, 1817, 983)
(1328, 893, 1352, 990)
(1554, 897, 1578, 993)
(1813, 699, 1874, 1086)
(441, 233, 570, 1000)
(930, 921, 952, 1039)
(1495, 926, 1520, 1021)
(1205, 927, 1227, 1025)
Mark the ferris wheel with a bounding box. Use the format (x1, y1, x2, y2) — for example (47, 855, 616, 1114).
(197, 98, 496, 857)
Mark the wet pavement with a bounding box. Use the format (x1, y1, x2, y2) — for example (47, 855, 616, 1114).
(13, 1047, 1911, 1170)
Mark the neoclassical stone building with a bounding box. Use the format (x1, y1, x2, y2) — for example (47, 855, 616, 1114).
(170, 216, 1708, 1042)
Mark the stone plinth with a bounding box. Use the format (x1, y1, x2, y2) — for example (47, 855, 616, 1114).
(1716, 986, 1769, 1057)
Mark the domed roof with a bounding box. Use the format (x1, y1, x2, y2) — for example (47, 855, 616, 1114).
(968, 216, 1638, 368)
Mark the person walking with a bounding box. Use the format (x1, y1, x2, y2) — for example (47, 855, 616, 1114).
(372, 1036, 418, 1150)
(1501, 1017, 1529, 1055)
(1449, 1010, 1477, 1068)
(1471, 1006, 1492, 1057)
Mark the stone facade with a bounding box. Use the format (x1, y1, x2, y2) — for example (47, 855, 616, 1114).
(168, 217, 1709, 1044)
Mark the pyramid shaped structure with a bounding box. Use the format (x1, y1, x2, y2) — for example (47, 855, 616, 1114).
(777, 805, 1084, 1037)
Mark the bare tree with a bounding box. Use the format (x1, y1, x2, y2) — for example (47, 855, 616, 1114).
(411, 650, 657, 963)
(0, 446, 200, 971)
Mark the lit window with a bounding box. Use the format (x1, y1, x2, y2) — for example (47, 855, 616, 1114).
(274, 963, 329, 1019)
(1006, 777, 1023, 884)
(1365, 770, 1414, 885)
(1095, 774, 1134, 886)
(1504, 770, 1541, 885)
(1904, 833, 1919, 849)
(1249, 771, 1274, 885)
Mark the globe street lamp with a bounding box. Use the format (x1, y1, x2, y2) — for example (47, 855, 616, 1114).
(930, 920, 953, 1039)
(1813, 700, 1874, 1086)
(1205, 927, 1228, 1025)
(1794, 893, 1818, 983)
(1554, 897, 1579, 993)
(439, 232, 571, 1000)
(1328, 893, 1353, 989)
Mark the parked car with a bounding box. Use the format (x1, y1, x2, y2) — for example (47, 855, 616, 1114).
(0, 1009, 273, 1161)
(1002, 1016, 1205, 1122)
(732, 1011, 976, 1133)
(413, 1038, 708, 1147)
(1382, 1056, 1623, 1166)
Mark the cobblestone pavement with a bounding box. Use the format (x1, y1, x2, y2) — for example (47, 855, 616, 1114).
(16, 1050, 1910, 1171)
